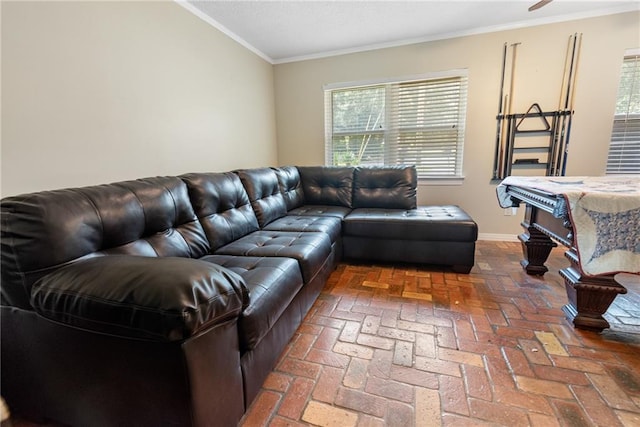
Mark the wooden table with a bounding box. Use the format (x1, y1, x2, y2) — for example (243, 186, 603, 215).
(501, 184, 632, 332)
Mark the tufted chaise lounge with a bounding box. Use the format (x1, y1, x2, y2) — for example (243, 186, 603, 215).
(275, 165, 477, 272)
(1, 165, 477, 426)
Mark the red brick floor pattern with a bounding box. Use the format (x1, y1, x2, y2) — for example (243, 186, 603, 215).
(239, 241, 640, 427)
(9, 242, 640, 427)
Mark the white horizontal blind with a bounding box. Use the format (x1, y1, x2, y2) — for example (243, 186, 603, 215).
(325, 72, 468, 178)
(388, 77, 467, 177)
(606, 54, 640, 175)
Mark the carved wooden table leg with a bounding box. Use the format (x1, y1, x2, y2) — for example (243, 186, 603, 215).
(559, 250, 627, 332)
(518, 222, 557, 276)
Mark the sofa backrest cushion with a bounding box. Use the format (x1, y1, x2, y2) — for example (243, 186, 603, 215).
(235, 168, 287, 228)
(1, 177, 210, 309)
(353, 166, 417, 209)
(181, 172, 260, 251)
(298, 166, 354, 208)
(272, 166, 305, 211)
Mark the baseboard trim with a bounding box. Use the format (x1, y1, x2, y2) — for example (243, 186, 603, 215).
(478, 233, 519, 242)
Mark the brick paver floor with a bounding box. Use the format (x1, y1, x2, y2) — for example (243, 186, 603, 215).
(9, 241, 639, 427)
(239, 241, 640, 427)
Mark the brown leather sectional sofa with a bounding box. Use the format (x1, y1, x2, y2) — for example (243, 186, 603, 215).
(0, 165, 477, 426)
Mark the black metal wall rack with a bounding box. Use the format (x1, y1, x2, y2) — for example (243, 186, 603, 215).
(491, 34, 582, 182)
(493, 103, 573, 180)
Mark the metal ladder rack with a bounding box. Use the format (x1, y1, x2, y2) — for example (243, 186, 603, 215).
(491, 34, 582, 181)
(499, 103, 572, 178)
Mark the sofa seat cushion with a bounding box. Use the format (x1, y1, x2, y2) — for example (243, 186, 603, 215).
(263, 215, 342, 244)
(31, 256, 248, 342)
(201, 255, 303, 351)
(343, 206, 478, 242)
(214, 231, 331, 283)
(287, 205, 352, 219)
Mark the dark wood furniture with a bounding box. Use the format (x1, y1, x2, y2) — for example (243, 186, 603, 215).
(505, 185, 628, 332)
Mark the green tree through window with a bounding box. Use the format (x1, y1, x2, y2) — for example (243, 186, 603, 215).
(325, 72, 468, 179)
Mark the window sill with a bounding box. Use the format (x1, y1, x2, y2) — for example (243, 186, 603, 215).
(418, 176, 465, 186)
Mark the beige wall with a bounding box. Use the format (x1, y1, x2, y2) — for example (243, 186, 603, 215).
(1, 1, 277, 197)
(274, 12, 640, 237)
(3, 4, 638, 236)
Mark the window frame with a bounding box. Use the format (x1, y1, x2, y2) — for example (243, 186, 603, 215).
(324, 70, 468, 183)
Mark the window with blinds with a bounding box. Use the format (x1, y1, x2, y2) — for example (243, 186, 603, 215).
(325, 71, 468, 179)
(606, 53, 640, 175)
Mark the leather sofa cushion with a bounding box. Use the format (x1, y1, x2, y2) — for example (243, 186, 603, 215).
(236, 168, 287, 228)
(263, 215, 342, 244)
(202, 255, 303, 351)
(343, 206, 478, 242)
(1, 177, 210, 310)
(31, 256, 248, 342)
(353, 166, 417, 209)
(273, 166, 305, 211)
(297, 167, 354, 208)
(181, 172, 260, 251)
(214, 231, 331, 283)
(287, 205, 352, 219)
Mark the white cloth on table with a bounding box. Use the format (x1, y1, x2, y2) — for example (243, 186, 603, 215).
(496, 175, 640, 276)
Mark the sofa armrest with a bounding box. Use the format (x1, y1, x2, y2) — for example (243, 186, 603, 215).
(31, 256, 248, 341)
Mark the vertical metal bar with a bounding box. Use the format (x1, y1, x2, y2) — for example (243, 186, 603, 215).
(557, 34, 578, 175)
(561, 33, 583, 176)
(547, 113, 559, 175)
(549, 35, 573, 176)
(493, 42, 508, 180)
(508, 43, 521, 115)
(503, 114, 514, 178)
(502, 43, 520, 178)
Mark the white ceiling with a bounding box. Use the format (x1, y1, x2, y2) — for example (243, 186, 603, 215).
(180, 1, 640, 64)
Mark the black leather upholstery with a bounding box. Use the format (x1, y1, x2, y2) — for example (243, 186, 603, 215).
(297, 166, 354, 207)
(1, 306, 245, 427)
(352, 166, 417, 209)
(238, 168, 343, 245)
(32, 256, 248, 341)
(287, 204, 353, 219)
(343, 206, 478, 242)
(1, 176, 209, 309)
(264, 215, 342, 244)
(342, 205, 477, 272)
(202, 255, 303, 351)
(236, 168, 288, 228)
(343, 237, 476, 273)
(215, 230, 331, 284)
(181, 172, 260, 251)
(274, 166, 352, 219)
(0, 164, 478, 427)
(273, 166, 305, 211)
